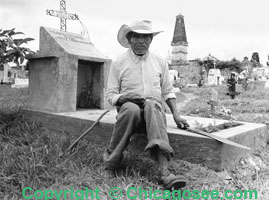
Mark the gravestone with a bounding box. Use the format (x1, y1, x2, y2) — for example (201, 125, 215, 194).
(207, 69, 222, 86)
(227, 72, 238, 99)
(27, 27, 111, 112)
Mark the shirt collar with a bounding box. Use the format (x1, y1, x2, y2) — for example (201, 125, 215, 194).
(129, 49, 149, 63)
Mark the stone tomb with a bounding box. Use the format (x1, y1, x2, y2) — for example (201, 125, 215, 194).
(27, 27, 111, 112)
(23, 109, 268, 171)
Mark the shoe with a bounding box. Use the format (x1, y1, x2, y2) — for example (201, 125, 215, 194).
(103, 149, 123, 169)
(160, 173, 187, 190)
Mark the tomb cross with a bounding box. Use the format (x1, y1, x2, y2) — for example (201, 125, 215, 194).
(46, 0, 79, 32)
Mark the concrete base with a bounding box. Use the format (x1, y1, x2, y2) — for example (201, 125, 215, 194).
(22, 109, 268, 171)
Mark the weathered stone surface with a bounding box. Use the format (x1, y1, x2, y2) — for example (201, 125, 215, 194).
(22, 109, 268, 171)
(39, 27, 107, 61)
(27, 27, 111, 113)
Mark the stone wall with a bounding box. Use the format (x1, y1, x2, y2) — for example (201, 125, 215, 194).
(171, 62, 207, 87)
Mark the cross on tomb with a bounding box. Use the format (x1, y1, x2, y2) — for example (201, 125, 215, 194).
(46, 0, 79, 32)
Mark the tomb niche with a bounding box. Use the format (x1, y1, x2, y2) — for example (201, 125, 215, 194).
(27, 27, 111, 112)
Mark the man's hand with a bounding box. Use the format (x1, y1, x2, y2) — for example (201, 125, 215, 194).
(174, 115, 189, 129)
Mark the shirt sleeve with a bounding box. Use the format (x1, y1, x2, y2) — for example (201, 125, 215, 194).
(160, 60, 176, 101)
(106, 61, 123, 106)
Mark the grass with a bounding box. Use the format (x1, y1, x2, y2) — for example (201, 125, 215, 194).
(0, 83, 269, 199)
(180, 83, 269, 124)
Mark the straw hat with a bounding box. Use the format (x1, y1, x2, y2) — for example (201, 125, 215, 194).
(117, 20, 163, 48)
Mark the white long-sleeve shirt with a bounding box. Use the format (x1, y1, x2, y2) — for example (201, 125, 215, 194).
(106, 49, 176, 106)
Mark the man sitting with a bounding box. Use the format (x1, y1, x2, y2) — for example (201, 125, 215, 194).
(103, 20, 189, 190)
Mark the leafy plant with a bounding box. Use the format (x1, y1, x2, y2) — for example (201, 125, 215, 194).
(0, 28, 34, 66)
(194, 120, 242, 133)
(194, 121, 204, 130)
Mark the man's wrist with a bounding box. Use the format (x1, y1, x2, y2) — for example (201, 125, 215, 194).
(112, 94, 123, 106)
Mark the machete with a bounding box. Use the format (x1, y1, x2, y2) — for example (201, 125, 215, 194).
(186, 127, 251, 150)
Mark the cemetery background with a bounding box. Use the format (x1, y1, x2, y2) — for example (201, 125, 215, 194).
(1, 5, 269, 199)
(1, 81, 269, 199)
(1, 1, 269, 199)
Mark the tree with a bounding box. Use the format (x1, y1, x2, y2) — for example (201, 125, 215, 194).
(216, 58, 242, 73)
(251, 52, 260, 63)
(0, 28, 34, 67)
(250, 52, 261, 68)
(229, 58, 242, 72)
(202, 59, 215, 76)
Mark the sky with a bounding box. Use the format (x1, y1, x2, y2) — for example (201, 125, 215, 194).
(1, 0, 269, 65)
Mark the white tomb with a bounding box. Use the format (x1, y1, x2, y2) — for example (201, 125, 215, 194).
(208, 69, 222, 85)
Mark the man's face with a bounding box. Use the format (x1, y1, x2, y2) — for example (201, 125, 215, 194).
(128, 32, 152, 56)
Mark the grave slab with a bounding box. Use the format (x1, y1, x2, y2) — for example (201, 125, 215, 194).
(22, 108, 268, 171)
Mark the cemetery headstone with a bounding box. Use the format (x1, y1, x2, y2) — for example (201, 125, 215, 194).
(227, 72, 238, 99)
(27, 27, 111, 112)
(207, 69, 222, 86)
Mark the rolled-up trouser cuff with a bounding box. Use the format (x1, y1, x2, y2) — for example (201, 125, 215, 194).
(145, 139, 174, 161)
